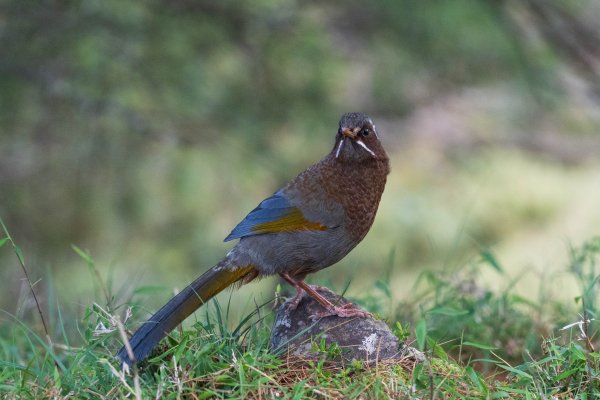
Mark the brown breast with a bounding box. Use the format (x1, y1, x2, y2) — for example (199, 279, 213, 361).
(317, 155, 390, 242)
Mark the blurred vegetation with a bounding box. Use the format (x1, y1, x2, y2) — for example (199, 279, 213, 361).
(0, 234, 597, 398)
(1, 0, 600, 334)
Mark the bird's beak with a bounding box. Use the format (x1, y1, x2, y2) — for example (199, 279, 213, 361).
(341, 127, 358, 139)
(336, 127, 376, 158)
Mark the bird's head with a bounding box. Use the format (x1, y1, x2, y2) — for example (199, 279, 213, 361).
(333, 112, 387, 162)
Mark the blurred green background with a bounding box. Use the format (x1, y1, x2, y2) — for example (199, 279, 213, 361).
(2, 1, 600, 329)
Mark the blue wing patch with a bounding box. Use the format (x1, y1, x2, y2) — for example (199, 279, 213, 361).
(224, 191, 296, 242)
(224, 190, 327, 241)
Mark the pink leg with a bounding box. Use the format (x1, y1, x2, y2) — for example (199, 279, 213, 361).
(279, 273, 371, 320)
(287, 287, 306, 311)
(279, 273, 306, 311)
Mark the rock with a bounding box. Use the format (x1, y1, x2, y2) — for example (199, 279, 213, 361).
(270, 286, 423, 364)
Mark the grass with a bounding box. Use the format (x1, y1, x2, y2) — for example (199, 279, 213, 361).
(0, 222, 599, 399)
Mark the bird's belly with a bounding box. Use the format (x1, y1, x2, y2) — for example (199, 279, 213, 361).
(233, 228, 357, 276)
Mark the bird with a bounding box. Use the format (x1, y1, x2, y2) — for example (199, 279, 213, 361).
(117, 112, 390, 366)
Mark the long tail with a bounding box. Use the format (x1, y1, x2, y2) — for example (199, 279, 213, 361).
(117, 264, 256, 366)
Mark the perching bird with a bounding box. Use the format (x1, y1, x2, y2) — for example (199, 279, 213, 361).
(117, 112, 390, 366)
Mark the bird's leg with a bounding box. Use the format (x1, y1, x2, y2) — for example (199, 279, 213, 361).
(279, 272, 343, 311)
(309, 302, 372, 320)
(279, 273, 306, 311)
(286, 287, 306, 311)
(297, 280, 372, 320)
(279, 273, 371, 320)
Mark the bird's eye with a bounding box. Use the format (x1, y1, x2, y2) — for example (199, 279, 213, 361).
(360, 128, 370, 136)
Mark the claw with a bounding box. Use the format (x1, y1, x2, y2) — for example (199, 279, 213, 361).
(285, 288, 306, 312)
(310, 303, 372, 321)
(279, 272, 371, 320)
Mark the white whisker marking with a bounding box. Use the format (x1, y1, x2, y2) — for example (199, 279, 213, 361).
(369, 120, 378, 138)
(335, 138, 345, 158)
(356, 139, 376, 157)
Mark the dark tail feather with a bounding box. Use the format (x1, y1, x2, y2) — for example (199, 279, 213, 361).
(117, 264, 255, 366)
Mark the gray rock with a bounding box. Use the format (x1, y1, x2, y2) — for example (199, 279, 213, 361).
(270, 286, 423, 364)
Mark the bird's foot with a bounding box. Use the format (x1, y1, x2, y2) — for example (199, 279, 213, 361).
(310, 302, 372, 321)
(305, 283, 329, 292)
(285, 284, 330, 312)
(285, 288, 306, 312)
